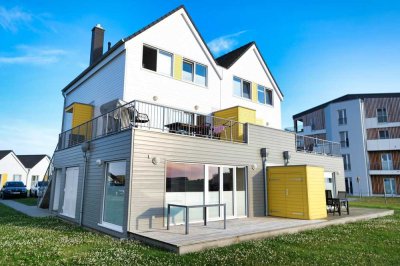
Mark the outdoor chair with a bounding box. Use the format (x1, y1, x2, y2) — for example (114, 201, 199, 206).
(337, 191, 350, 215)
(325, 190, 340, 215)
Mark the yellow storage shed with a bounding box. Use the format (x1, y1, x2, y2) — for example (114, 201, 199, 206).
(267, 165, 327, 220)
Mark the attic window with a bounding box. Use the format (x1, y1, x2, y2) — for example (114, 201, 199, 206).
(233, 76, 251, 99)
(142, 45, 172, 76)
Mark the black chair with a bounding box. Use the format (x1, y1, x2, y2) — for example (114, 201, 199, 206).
(325, 190, 340, 215)
(337, 191, 350, 215)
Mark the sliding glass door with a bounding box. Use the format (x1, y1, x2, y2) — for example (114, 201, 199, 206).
(165, 163, 247, 225)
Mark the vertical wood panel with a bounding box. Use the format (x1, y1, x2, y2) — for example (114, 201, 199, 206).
(364, 97, 400, 122)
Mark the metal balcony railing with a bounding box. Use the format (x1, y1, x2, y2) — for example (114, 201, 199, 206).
(295, 135, 341, 156)
(370, 161, 400, 171)
(58, 100, 246, 150)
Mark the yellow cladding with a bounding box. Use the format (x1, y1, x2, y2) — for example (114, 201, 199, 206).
(251, 83, 258, 103)
(173, 54, 183, 80)
(213, 106, 256, 141)
(66, 103, 94, 128)
(267, 165, 327, 220)
(1, 173, 7, 186)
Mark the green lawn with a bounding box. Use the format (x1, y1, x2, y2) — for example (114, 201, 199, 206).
(0, 198, 399, 265)
(11, 197, 38, 206)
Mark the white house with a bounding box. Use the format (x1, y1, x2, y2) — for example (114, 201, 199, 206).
(0, 150, 27, 187)
(17, 155, 50, 190)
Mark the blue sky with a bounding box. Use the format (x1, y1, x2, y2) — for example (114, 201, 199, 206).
(1, 0, 400, 155)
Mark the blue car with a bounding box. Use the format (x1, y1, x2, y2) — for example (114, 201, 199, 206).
(1, 181, 28, 199)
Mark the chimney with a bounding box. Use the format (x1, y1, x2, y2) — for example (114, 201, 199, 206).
(90, 24, 105, 65)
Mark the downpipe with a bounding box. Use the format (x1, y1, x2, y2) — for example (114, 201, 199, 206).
(79, 150, 89, 226)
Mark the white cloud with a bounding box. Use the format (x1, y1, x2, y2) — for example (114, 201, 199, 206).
(208, 31, 247, 56)
(0, 6, 32, 32)
(0, 119, 59, 156)
(0, 45, 67, 65)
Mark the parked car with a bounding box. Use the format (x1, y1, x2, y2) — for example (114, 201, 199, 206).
(30, 181, 48, 197)
(1, 181, 28, 199)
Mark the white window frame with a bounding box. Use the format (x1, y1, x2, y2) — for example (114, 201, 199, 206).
(378, 130, 390, 139)
(182, 59, 208, 87)
(233, 76, 252, 100)
(338, 109, 347, 125)
(142, 44, 173, 77)
(257, 85, 273, 106)
(377, 107, 388, 123)
(99, 160, 126, 232)
(339, 131, 349, 148)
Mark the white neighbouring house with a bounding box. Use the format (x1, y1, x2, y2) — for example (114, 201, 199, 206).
(17, 155, 51, 190)
(0, 150, 50, 190)
(0, 150, 27, 187)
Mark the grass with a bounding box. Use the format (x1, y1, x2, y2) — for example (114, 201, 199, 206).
(0, 197, 399, 265)
(11, 197, 38, 206)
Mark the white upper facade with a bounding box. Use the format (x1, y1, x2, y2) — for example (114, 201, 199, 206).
(62, 6, 283, 132)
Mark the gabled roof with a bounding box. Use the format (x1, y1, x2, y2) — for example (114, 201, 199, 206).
(216, 42, 254, 69)
(0, 150, 12, 160)
(17, 155, 49, 169)
(63, 5, 224, 93)
(293, 93, 400, 119)
(216, 41, 283, 98)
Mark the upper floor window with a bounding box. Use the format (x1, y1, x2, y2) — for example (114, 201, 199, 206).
(342, 154, 351, 171)
(233, 76, 251, 100)
(257, 85, 273, 105)
(183, 60, 207, 86)
(338, 109, 347, 125)
(381, 153, 393, 170)
(379, 130, 390, 139)
(142, 45, 173, 76)
(377, 108, 388, 123)
(339, 131, 349, 148)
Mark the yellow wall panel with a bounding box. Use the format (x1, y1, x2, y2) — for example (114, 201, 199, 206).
(173, 54, 183, 80)
(1, 173, 8, 186)
(251, 83, 258, 103)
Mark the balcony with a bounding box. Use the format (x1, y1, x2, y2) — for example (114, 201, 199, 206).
(369, 161, 400, 175)
(295, 135, 341, 157)
(365, 115, 400, 129)
(367, 138, 400, 151)
(57, 100, 247, 150)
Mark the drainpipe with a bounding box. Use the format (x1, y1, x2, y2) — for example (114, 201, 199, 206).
(260, 148, 269, 216)
(79, 142, 90, 226)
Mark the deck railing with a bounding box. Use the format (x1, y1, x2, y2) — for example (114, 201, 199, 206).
(58, 100, 246, 150)
(296, 135, 341, 157)
(370, 161, 400, 171)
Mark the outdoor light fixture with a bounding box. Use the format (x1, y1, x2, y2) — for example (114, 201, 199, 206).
(153, 96, 158, 101)
(194, 105, 199, 110)
(251, 163, 258, 170)
(96, 159, 103, 166)
(81, 142, 90, 153)
(152, 157, 160, 165)
(283, 151, 290, 165)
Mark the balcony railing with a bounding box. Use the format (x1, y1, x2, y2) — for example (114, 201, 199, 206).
(295, 135, 341, 156)
(370, 161, 400, 171)
(58, 100, 246, 150)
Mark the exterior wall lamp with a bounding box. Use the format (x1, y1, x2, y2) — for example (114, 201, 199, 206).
(283, 151, 290, 166)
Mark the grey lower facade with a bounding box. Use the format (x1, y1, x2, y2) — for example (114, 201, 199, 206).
(51, 124, 345, 237)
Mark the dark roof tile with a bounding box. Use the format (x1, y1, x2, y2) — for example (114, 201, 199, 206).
(215, 42, 254, 68)
(17, 155, 48, 169)
(0, 150, 12, 160)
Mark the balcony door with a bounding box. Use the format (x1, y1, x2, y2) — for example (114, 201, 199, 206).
(384, 178, 396, 196)
(381, 154, 393, 170)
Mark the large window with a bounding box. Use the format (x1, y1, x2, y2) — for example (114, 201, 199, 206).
(342, 154, 351, 171)
(379, 130, 390, 139)
(257, 85, 273, 105)
(233, 76, 251, 99)
(338, 109, 347, 125)
(182, 60, 207, 86)
(102, 161, 126, 229)
(339, 131, 349, 148)
(381, 153, 393, 170)
(377, 108, 388, 123)
(142, 45, 173, 76)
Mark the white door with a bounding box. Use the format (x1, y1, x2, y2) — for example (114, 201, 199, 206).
(53, 169, 62, 211)
(61, 167, 79, 218)
(324, 172, 334, 195)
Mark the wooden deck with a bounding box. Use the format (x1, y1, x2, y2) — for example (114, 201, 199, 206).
(131, 208, 393, 254)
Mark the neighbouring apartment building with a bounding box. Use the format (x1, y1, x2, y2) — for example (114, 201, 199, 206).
(40, 5, 345, 239)
(293, 93, 400, 196)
